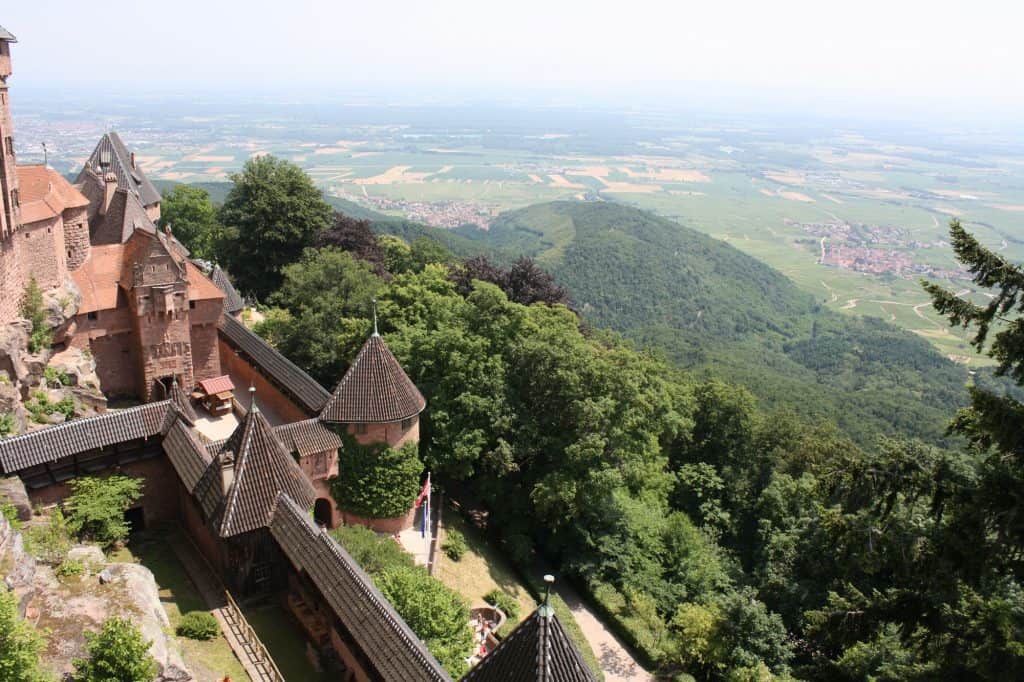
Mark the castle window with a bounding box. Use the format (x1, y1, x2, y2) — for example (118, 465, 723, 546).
(4, 137, 12, 155)
(189, 300, 196, 309)
(87, 311, 98, 321)
(401, 417, 414, 431)
(10, 189, 17, 206)
(354, 423, 368, 435)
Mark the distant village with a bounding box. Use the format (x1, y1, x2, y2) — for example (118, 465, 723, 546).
(788, 218, 967, 280)
(340, 192, 497, 230)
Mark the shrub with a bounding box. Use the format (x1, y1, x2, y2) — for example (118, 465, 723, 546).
(329, 524, 415, 576)
(25, 391, 77, 425)
(483, 588, 520, 620)
(0, 500, 20, 531)
(331, 440, 422, 519)
(73, 617, 157, 682)
(56, 558, 84, 578)
(20, 277, 51, 354)
(0, 588, 49, 682)
(376, 565, 473, 677)
(176, 611, 219, 640)
(441, 528, 467, 562)
(65, 475, 144, 546)
(43, 367, 72, 387)
(0, 412, 14, 437)
(24, 508, 72, 564)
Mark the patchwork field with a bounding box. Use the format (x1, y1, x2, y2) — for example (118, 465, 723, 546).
(13, 96, 1024, 363)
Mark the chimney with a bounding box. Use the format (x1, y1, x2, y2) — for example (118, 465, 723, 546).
(100, 172, 117, 216)
(220, 451, 236, 494)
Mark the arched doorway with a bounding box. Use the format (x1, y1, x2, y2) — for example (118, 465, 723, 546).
(313, 498, 333, 528)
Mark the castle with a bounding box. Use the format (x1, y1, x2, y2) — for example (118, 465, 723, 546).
(0, 25, 595, 682)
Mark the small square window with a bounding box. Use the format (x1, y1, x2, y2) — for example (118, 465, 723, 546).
(401, 417, 414, 431)
(189, 300, 196, 309)
(354, 423, 368, 435)
(86, 311, 98, 321)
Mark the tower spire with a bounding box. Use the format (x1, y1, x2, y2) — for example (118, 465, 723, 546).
(372, 298, 379, 337)
(540, 574, 555, 618)
(249, 382, 258, 413)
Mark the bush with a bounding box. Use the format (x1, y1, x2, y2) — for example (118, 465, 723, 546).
(24, 508, 72, 564)
(0, 588, 49, 682)
(176, 611, 220, 640)
(483, 588, 520, 621)
(20, 277, 51, 354)
(65, 475, 144, 546)
(25, 391, 77, 425)
(0, 500, 20, 531)
(0, 412, 14, 438)
(376, 565, 473, 677)
(441, 528, 467, 562)
(56, 558, 84, 578)
(43, 367, 72, 387)
(73, 617, 157, 682)
(331, 440, 422, 519)
(329, 524, 415, 576)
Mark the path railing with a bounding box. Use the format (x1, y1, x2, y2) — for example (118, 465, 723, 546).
(223, 590, 287, 682)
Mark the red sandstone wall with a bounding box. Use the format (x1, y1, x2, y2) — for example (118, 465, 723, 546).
(341, 506, 417, 534)
(180, 484, 224, 574)
(328, 627, 373, 682)
(28, 455, 179, 528)
(347, 416, 419, 449)
(89, 331, 139, 397)
(189, 323, 220, 388)
(62, 206, 89, 271)
(17, 216, 67, 291)
(134, 305, 194, 401)
(0, 238, 21, 324)
(218, 337, 309, 422)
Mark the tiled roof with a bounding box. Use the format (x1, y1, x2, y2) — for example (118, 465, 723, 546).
(70, 243, 125, 313)
(273, 419, 342, 457)
(0, 401, 172, 474)
(169, 381, 198, 424)
(0, 26, 16, 42)
(210, 265, 244, 313)
(218, 312, 331, 414)
(199, 375, 235, 396)
(79, 175, 158, 245)
(162, 418, 211, 491)
(461, 606, 597, 682)
(269, 493, 451, 682)
(217, 408, 316, 538)
(77, 132, 161, 208)
(16, 165, 89, 225)
(320, 334, 426, 424)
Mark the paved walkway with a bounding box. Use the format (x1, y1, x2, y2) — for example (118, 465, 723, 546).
(554, 581, 652, 682)
(167, 531, 282, 682)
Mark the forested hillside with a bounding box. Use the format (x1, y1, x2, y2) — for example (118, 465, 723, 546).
(158, 163, 1024, 680)
(461, 201, 969, 445)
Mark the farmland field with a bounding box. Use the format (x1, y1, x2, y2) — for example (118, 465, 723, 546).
(13, 91, 1024, 363)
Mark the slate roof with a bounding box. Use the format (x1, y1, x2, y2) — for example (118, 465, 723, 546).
(78, 176, 157, 245)
(0, 26, 16, 42)
(218, 312, 331, 414)
(210, 265, 244, 313)
(216, 407, 316, 538)
(274, 419, 342, 457)
(269, 493, 451, 682)
(461, 606, 597, 682)
(77, 132, 161, 208)
(320, 333, 426, 424)
(0, 401, 173, 474)
(169, 381, 198, 425)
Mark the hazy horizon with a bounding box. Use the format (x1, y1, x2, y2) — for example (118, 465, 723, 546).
(4, 1, 1024, 126)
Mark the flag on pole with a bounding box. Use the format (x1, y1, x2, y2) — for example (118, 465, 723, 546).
(421, 472, 431, 538)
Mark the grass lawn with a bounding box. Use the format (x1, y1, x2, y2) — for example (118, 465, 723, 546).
(244, 603, 332, 682)
(432, 505, 536, 626)
(110, 530, 250, 682)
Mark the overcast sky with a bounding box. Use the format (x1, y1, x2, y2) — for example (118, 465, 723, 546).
(3, 1, 1022, 119)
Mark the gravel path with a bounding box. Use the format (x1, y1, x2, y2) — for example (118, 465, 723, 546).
(556, 582, 652, 681)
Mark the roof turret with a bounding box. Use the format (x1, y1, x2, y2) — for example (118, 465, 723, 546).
(320, 332, 426, 424)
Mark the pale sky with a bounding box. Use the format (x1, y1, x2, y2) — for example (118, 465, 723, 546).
(3, 1, 1023, 117)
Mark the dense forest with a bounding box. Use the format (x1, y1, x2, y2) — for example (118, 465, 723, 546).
(159, 163, 1024, 680)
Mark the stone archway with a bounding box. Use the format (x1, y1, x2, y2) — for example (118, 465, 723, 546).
(313, 498, 333, 528)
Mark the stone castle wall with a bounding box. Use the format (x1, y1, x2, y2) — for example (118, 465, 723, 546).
(0, 237, 21, 323)
(17, 216, 67, 291)
(347, 416, 419, 449)
(62, 206, 89, 271)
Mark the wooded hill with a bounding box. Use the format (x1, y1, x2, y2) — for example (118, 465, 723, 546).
(454, 201, 970, 446)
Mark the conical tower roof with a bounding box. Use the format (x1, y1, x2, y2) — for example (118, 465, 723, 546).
(320, 333, 426, 424)
(461, 604, 597, 682)
(218, 404, 316, 537)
